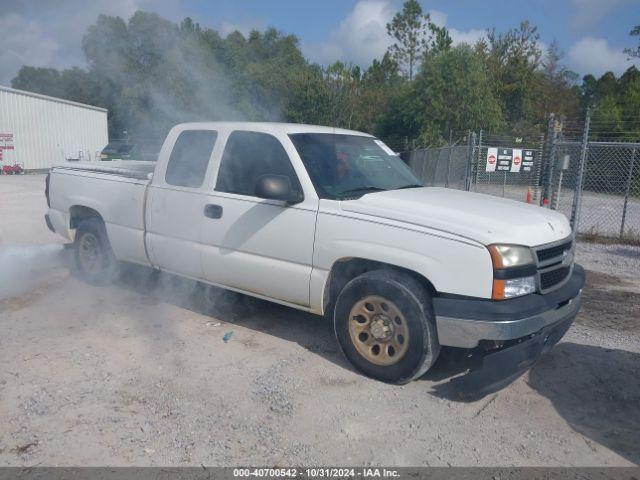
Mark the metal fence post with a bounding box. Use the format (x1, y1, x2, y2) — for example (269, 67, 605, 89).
(543, 114, 558, 206)
(420, 149, 428, 185)
(445, 130, 453, 188)
(533, 133, 545, 203)
(502, 171, 507, 197)
(620, 147, 637, 239)
(465, 131, 475, 191)
(474, 130, 483, 191)
(570, 110, 591, 232)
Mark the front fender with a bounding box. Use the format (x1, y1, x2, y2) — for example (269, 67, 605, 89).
(312, 210, 494, 307)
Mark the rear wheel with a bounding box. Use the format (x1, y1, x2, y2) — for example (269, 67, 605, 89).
(74, 218, 118, 284)
(334, 269, 439, 384)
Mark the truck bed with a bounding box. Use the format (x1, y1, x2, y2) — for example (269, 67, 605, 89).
(52, 160, 156, 180)
(48, 161, 153, 267)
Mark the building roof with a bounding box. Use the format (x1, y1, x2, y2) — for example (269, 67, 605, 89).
(0, 85, 108, 113)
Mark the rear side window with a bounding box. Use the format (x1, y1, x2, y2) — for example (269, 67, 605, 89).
(165, 130, 217, 188)
(215, 131, 302, 197)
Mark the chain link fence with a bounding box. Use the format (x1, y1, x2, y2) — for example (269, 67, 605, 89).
(402, 142, 472, 191)
(473, 132, 545, 204)
(400, 112, 640, 244)
(551, 141, 640, 241)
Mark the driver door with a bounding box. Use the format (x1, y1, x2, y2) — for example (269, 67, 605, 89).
(199, 130, 317, 307)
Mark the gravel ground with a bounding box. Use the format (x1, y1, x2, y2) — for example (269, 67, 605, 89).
(0, 174, 639, 467)
(575, 242, 640, 282)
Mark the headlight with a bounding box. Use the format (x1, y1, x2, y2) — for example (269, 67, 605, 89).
(487, 244, 536, 300)
(494, 276, 536, 299)
(487, 244, 534, 268)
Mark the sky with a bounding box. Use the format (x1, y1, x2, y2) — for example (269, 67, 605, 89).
(1, 0, 639, 86)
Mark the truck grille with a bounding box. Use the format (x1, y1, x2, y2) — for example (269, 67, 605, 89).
(534, 236, 574, 293)
(536, 240, 573, 264)
(540, 266, 571, 290)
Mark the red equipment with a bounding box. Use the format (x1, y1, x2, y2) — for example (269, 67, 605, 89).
(1, 163, 24, 175)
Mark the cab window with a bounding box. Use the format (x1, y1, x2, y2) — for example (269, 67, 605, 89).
(216, 131, 302, 198)
(165, 130, 217, 188)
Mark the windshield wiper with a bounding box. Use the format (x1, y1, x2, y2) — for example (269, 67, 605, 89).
(396, 184, 423, 190)
(337, 186, 387, 197)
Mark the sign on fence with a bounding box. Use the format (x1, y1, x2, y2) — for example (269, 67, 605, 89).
(486, 147, 497, 172)
(510, 149, 522, 173)
(485, 147, 535, 173)
(522, 150, 534, 171)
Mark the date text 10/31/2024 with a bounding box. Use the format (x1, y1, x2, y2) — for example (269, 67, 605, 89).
(233, 468, 401, 478)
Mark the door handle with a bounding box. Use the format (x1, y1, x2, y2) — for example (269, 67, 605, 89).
(204, 204, 223, 219)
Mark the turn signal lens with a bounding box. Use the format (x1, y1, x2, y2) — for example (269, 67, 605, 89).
(493, 276, 536, 300)
(492, 279, 505, 300)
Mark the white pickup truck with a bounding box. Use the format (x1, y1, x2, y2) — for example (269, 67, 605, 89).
(45, 122, 584, 386)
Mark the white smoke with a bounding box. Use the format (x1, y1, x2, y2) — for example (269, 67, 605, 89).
(0, 244, 64, 300)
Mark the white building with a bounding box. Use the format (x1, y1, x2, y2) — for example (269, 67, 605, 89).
(0, 85, 108, 171)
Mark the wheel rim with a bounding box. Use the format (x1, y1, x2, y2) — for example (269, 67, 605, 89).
(348, 295, 409, 366)
(78, 232, 102, 275)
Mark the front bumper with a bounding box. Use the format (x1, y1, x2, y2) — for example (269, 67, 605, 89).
(44, 213, 55, 233)
(434, 264, 585, 348)
(448, 311, 575, 399)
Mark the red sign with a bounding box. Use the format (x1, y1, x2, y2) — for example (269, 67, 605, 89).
(488, 154, 496, 164)
(514, 155, 521, 165)
(0, 133, 14, 156)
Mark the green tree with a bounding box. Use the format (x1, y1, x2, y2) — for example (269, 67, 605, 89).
(231, 28, 310, 120)
(591, 67, 640, 139)
(77, 11, 315, 141)
(532, 41, 580, 121)
(11, 67, 65, 97)
(624, 24, 640, 58)
(429, 24, 453, 55)
(376, 81, 420, 150)
(12, 6, 627, 151)
(410, 45, 504, 145)
(284, 64, 334, 125)
(386, 0, 438, 80)
(580, 74, 599, 111)
(356, 52, 402, 135)
(481, 21, 542, 129)
(618, 66, 640, 135)
(596, 71, 619, 98)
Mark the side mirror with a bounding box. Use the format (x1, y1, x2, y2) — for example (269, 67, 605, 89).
(255, 175, 303, 204)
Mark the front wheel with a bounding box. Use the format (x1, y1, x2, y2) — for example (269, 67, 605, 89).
(333, 269, 440, 384)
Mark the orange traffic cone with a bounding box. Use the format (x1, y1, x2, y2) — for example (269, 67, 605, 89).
(525, 188, 532, 204)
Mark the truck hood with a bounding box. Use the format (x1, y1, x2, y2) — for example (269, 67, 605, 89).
(340, 187, 572, 246)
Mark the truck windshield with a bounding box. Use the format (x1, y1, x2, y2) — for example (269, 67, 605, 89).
(288, 133, 422, 199)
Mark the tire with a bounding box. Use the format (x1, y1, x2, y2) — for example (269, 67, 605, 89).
(333, 269, 440, 384)
(73, 217, 118, 285)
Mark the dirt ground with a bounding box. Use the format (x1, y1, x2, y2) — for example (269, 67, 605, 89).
(1, 174, 639, 466)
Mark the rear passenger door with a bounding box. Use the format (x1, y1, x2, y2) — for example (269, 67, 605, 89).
(200, 130, 317, 307)
(146, 129, 218, 279)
